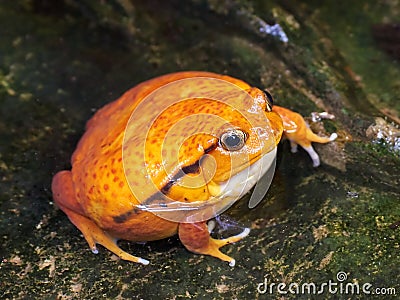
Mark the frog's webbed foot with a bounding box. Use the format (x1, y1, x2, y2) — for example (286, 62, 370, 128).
(329, 132, 338, 141)
(71, 208, 149, 264)
(179, 222, 250, 267)
(300, 130, 338, 167)
(52, 171, 149, 265)
(302, 145, 321, 167)
(60, 205, 149, 265)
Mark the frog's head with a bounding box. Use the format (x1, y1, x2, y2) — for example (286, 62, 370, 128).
(123, 76, 283, 222)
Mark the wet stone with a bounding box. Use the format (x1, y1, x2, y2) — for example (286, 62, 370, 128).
(0, 1, 399, 299)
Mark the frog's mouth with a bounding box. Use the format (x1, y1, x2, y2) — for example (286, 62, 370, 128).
(119, 146, 277, 223)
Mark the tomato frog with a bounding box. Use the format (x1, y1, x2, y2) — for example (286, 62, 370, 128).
(52, 71, 336, 266)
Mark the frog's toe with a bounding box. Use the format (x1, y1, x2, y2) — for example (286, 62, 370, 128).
(138, 258, 150, 265)
(207, 227, 250, 266)
(302, 145, 320, 167)
(213, 227, 250, 246)
(207, 220, 216, 233)
(59, 205, 149, 265)
(329, 133, 338, 141)
(93, 233, 150, 265)
(118, 250, 149, 265)
(179, 222, 249, 266)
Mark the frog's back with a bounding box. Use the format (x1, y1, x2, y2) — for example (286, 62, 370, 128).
(72, 71, 250, 164)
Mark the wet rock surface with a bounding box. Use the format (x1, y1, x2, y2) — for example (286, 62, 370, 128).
(0, 1, 399, 299)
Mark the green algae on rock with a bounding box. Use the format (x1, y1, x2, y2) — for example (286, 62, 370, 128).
(0, 0, 399, 299)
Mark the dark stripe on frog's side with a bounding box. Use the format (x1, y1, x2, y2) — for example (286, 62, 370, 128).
(159, 143, 217, 195)
(181, 161, 200, 175)
(159, 161, 200, 195)
(114, 190, 172, 223)
(113, 207, 141, 223)
(113, 143, 218, 224)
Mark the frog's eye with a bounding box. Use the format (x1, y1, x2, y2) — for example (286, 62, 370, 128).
(219, 129, 247, 151)
(264, 90, 274, 112)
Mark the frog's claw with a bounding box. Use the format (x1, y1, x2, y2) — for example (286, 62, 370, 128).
(178, 222, 249, 267)
(52, 171, 149, 265)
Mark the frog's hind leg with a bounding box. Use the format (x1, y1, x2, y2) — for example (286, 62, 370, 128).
(306, 129, 338, 145)
(61, 206, 149, 265)
(178, 222, 250, 267)
(300, 144, 321, 167)
(295, 130, 337, 167)
(52, 171, 149, 265)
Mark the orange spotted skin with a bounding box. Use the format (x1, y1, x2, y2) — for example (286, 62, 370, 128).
(52, 72, 338, 265)
(52, 71, 284, 265)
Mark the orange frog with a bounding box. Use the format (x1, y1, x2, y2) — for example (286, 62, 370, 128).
(52, 71, 336, 266)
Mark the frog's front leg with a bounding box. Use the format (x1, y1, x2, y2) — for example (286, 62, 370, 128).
(178, 222, 250, 267)
(295, 131, 337, 167)
(52, 171, 149, 265)
(273, 105, 337, 167)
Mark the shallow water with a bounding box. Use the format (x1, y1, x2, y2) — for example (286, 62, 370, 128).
(0, 1, 399, 299)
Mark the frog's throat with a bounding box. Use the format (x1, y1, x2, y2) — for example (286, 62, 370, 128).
(208, 147, 277, 199)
